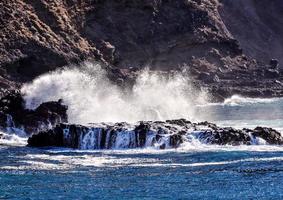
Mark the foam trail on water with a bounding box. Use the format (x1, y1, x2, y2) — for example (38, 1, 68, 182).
(21, 62, 207, 124)
(215, 95, 282, 106)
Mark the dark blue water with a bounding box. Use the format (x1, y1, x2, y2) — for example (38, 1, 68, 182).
(1, 146, 283, 199)
(1, 97, 283, 199)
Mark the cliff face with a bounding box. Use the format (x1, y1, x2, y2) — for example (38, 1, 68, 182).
(220, 0, 283, 67)
(82, 0, 240, 69)
(0, 0, 283, 99)
(0, 0, 101, 82)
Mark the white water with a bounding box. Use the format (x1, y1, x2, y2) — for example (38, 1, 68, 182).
(0, 115, 27, 146)
(2, 147, 283, 171)
(0, 131, 27, 146)
(0, 62, 281, 150)
(21, 62, 207, 124)
(213, 95, 282, 106)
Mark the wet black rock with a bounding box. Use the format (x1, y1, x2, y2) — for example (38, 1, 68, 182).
(196, 128, 251, 145)
(28, 119, 283, 149)
(270, 59, 279, 69)
(134, 122, 151, 147)
(252, 127, 283, 145)
(169, 134, 184, 148)
(0, 91, 68, 134)
(27, 126, 64, 147)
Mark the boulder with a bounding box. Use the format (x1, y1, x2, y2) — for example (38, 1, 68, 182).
(252, 127, 283, 145)
(0, 91, 68, 134)
(196, 128, 251, 145)
(269, 59, 279, 69)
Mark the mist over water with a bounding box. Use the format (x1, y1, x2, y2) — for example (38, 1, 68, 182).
(20, 61, 283, 133)
(21, 62, 208, 124)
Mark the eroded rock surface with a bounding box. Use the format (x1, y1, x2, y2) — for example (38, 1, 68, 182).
(0, 0, 283, 100)
(28, 119, 283, 149)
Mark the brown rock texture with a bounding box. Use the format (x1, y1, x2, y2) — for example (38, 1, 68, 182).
(0, 0, 102, 82)
(0, 0, 283, 100)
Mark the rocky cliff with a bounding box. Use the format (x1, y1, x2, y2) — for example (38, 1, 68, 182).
(0, 0, 283, 100)
(220, 0, 283, 67)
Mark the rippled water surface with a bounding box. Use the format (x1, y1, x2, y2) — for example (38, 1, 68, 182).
(1, 97, 283, 199)
(1, 147, 283, 199)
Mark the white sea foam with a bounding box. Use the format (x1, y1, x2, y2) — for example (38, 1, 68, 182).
(0, 131, 27, 146)
(2, 148, 283, 171)
(21, 62, 208, 124)
(129, 156, 283, 167)
(0, 153, 162, 170)
(220, 95, 281, 106)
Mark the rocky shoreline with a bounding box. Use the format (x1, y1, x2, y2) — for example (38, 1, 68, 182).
(0, 91, 281, 149)
(0, 1, 283, 149)
(27, 120, 283, 149)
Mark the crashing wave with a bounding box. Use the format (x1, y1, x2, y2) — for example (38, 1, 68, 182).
(223, 95, 282, 106)
(21, 62, 208, 124)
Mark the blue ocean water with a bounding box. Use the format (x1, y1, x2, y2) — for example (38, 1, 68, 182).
(1, 96, 283, 199)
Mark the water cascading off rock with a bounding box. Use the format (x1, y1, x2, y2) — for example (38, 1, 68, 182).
(28, 119, 283, 149)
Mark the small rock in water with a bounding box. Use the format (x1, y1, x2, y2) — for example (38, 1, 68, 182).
(269, 59, 279, 69)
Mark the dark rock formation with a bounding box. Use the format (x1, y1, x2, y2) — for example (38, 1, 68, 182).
(0, 90, 67, 134)
(0, 0, 283, 100)
(27, 119, 283, 149)
(27, 126, 65, 147)
(196, 128, 251, 145)
(270, 59, 279, 70)
(252, 127, 283, 145)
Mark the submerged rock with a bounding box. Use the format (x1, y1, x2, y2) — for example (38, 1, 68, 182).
(28, 119, 283, 149)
